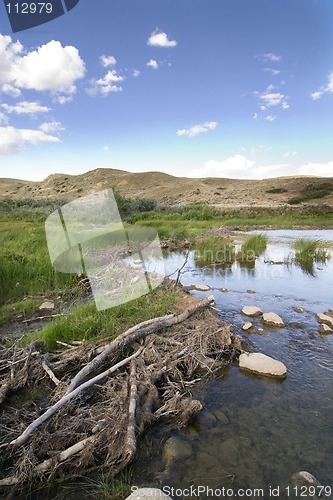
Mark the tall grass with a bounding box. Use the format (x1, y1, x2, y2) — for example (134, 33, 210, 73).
(194, 237, 235, 267)
(237, 234, 268, 261)
(293, 239, 330, 264)
(0, 218, 75, 305)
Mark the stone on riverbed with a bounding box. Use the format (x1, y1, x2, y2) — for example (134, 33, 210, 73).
(193, 284, 211, 292)
(241, 306, 263, 317)
(262, 312, 285, 327)
(162, 436, 193, 467)
(239, 352, 287, 379)
(291, 471, 330, 500)
(316, 313, 333, 329)
(242, 322, 253, 331)
(320, 324, 333, 334)
(126, 488, 172, 500)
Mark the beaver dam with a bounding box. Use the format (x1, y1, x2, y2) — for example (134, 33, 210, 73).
(0, 282, 241, 497)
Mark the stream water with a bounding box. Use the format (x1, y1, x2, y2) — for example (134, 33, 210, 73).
(132, 230, 333, 499)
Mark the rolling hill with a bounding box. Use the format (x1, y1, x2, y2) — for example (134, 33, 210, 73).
(1, 168, 333, 208)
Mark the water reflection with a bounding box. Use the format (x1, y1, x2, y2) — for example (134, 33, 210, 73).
(138, 230, 333, 496)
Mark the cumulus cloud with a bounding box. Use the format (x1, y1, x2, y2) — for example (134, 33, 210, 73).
(266, 115, 276, 122)
(132, 69, 140, 77)
(177, 121, 218, 138)
(0, 125, 60, 155)
(191, 155, 254, 178)
(103, 145, 111, 153)
(311, 71, 333, 100)
(39, 121, 64, 133)
(256, 52, 282, 62)
(1, 101, 50, 115)
(86, 70, 124, 96)
(260, 92, 288, 108)
(263, 68, 280, 76)
(147, 59, 159, 70)
(147, 30, 177, 48)
(100, 55, 117, 67)
(298, 160, 333, 177)
(0, 35, 85, 100)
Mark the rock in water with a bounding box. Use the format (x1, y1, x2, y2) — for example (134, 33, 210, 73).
(241, 306, 263, 317)
(262, 312, 285, 327)
(316, 313, 333, 329)
(239, 352, 287, 379)
(291, 471, 332, 500)
(126, 488, 172, 500)
(193, 284, 211, 292)
(320, 324, 333, 334)
(242, 322, 253, 331)
(162, 436, 192, 467)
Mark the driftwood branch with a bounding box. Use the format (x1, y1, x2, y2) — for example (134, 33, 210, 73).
(122, 359, 138, 464)
(41, 361, 60, 386)
(0, 420, 109, 487)
(66, 295, 215, 395)
(9, 348, 144, 449)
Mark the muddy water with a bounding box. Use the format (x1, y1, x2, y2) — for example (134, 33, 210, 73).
(133, 230, 333, 498)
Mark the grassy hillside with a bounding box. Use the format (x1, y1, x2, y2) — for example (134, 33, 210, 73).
(1, 168, 333, 208)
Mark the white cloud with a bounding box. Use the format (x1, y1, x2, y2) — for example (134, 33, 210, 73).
(311, 71, 333, 100)
(103, 145, 111, 154)
(283, 151, 298, 158)
(298, 160, 333, 177)
(266, 115, 276, 122)
(100, 55, 117, 67)
(256, 52, 282, 62)
(132, 69, 140, 77)
(311, 91, 323, 100)
(0, 125, 60, 155)
(177, 121, 218, 138)
(0, 112, 8, 124)
(147, 59, 159, 70)
(263, 68, 280, 76)
(86, 70, 124, 96)
(147, 30, 177, 48)
(1, 101, 50, 115)
(53, 95, 73, 105)
(0, 35, 85, 100)
(191, 155, 254, 178)
(260, 92, 287, 107)
(39, 121, 64, 133)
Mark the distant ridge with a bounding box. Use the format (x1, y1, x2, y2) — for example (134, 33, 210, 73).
(0, 168, 333, 208)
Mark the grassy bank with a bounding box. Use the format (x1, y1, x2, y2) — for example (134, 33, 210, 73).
(132, 205, 333, 239)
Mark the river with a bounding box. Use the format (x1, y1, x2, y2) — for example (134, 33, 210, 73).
(132, 230, 333, 499)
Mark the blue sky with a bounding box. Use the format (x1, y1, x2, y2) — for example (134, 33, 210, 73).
(1, 0, 333, 181)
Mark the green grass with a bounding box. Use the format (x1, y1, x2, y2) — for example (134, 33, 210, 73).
(21, 283, 180, 350)
(193, 236, 235, 266)
(237, 234, 268, 261)
(0, 218, 76, 305)
(0, 298, 42, 323)
(131, 205, 333, 239)
(293, 238, 330, 264)
(287, 182, 333, 205)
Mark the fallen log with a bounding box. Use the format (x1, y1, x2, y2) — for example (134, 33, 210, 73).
(7, 296, 214, 450)
(66, 295, 215, 394)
